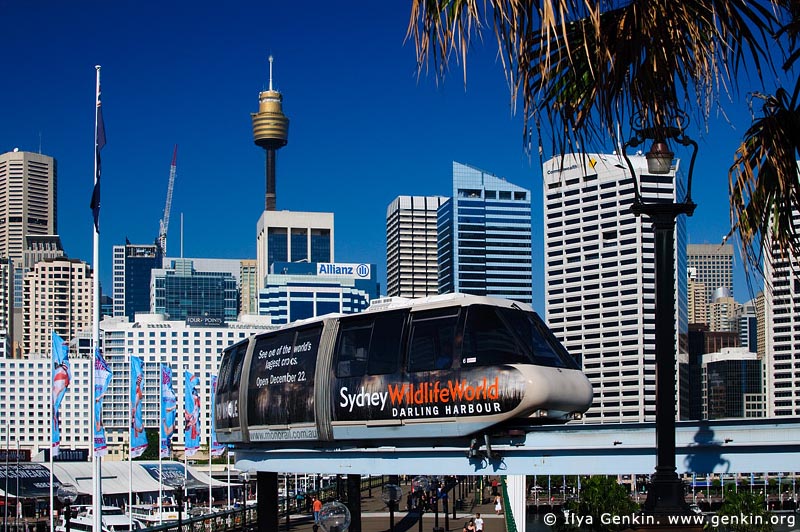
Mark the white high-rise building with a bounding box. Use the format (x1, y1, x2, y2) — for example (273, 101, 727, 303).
(0, 314, 275, 459)
(764, 197, 800, 417)
(99, 313, 275, 459)
(543, 152, 687, 423)
(386, 195, 447, 298)
(0, 355, 93, 455)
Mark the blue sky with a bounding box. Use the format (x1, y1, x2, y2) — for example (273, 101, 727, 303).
(1, 1, 774, 312)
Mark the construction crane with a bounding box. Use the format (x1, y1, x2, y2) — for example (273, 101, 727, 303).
(157, 145, 177, 255)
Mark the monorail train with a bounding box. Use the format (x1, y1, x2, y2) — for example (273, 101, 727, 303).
(214, 294, 592, 446)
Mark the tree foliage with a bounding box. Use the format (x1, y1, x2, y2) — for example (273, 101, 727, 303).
(136, 428, 160, 460)
(555, 476, 638, 532)
(709, 489, 773, 532)
(408, 0, 800, 276)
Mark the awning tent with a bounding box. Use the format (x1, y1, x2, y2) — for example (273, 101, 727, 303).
(0, 461, 231, 498)
(0, 463, 60, 498)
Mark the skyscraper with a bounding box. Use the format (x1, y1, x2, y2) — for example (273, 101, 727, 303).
(701, 348, 764, 419)
(240, 259, 259, 315)
(0, 258, 12, 357)
(259, 261, 379, 324)
(386, 195, 446, 298)
(256, 210, 334, 291)
(0, 150, 57, 308)
(151, 258, 238, 322)
(438, 162, 532, 304)
(112, 243, 163, 319)
(543, 152, 687, 423)
(23, 258, 93, 355)
(764, 203, 800, 417)
(687, 243, 734, 305)
(687, 273, 708, 325)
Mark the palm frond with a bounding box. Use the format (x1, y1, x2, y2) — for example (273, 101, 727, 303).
(729, 82, 800, 279)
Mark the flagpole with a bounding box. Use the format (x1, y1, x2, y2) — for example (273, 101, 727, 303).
(159, 364, 163, 526)
(129, 355, 133, 532)
(208, 378, 212, 512)
(92, 64, 102, 532)
(49, 347, 54, 532)
(183, 369, 189, 515)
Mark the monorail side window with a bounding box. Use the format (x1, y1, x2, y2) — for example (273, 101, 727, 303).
(366, 311, 405, 375)
(220, 342, 247, 395)
(335, 321, 371, 378)
(334, 311, 407, 377)
(407, 308, 459, 372)
(462, 306, 528, 366)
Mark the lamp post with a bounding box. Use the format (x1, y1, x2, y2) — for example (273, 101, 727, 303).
(411, 476, 429, 532)
(381, 484, 402, 532)
(319, 501, 351, 532)
(621, 111, 697, 517)
(240, 471, 250, 531)
(173, 476, 186, 532)
(56, 484, 78, 532)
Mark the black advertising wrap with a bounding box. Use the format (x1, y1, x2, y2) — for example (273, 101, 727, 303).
(247, 325, 322, 427)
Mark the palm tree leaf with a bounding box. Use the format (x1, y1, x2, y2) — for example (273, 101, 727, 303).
(730, 82, 800, 280)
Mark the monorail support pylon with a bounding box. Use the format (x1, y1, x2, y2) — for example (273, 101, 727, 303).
(256, 472, 278, 532)
(347, 474, 362, 532)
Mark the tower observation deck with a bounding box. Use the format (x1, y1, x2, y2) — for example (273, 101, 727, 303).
(251, 55, 289, 211)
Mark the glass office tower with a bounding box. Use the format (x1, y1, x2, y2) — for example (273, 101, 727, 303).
(152, 259, 238, 322)
(437, 162, 532, 304)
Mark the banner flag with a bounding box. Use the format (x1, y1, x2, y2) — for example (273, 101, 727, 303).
(90, 74, 106, 232)
(129, 356, 148, 458)
(210, 375, 225, 457)
(51, 331, 71, 457)
(93, 349, 113, 456)
(183, 370, 201, 456)
(160, 364, 177, 458)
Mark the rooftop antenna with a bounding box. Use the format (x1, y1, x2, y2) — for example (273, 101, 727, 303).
(269, 55, 274, 91)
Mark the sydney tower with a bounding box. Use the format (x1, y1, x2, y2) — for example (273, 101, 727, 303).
(251, 56, 289, 211)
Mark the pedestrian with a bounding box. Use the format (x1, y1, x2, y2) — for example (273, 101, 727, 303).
(474, 512, 484, 532)
(494, 495, 502, 514)
(312, 496, 323, 524)
(463, 519, 475, 532)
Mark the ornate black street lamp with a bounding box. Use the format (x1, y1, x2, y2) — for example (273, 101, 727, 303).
(621, 111, 697, 516)
(173, 477, 186, 532)
(382, 484, 402, 532)
(240, 471, 250, 531)
(319, 501, 351, 532)
(56, 483, 78, 532)
(411, 476, 429, 532)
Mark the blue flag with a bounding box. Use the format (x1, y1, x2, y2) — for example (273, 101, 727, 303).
(130, 356, 148, 458)
(94, 348, 113, 456)
(184, 371, 201, 456)
(160, 364, 177, 458)
(90, 74, 106, 232)
(210, 375, 225, 457)
(51, 331, 71, 457)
